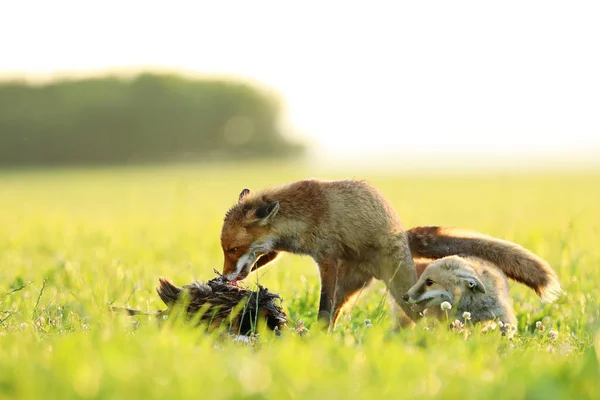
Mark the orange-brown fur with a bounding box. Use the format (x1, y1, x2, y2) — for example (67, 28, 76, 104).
(220, 179, 563, 329)
(221, 179, 417, 328)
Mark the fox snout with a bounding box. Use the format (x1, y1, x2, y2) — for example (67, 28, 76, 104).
(224, 240, 276, 281)
(225, 252, 256, 281)
(403, 282, 454, 310)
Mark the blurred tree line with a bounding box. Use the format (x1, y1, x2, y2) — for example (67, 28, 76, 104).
(0, 73, 304, 166)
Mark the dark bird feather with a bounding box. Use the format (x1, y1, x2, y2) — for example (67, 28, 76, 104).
(111, 271, 287, 336)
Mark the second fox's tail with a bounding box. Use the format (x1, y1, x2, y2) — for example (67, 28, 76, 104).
(407, 226, 564, 303)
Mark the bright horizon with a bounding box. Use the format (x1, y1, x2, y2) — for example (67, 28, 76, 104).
(2, 1, 599, 167)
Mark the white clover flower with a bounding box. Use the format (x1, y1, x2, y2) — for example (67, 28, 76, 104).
(440, 301, 452, 311)
(481, 321, 497, 333)
(549, 330, 558, 341)
(498, 321, 504, 328)
(501, 323, 518, 339)
(462, 312, 471, 321)
(536, 321, 546, 332)
(295, 320, 309, 337)
(451, 320, 464, 330)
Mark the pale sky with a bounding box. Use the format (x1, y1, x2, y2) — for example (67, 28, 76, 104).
(1, 1, 599, 166)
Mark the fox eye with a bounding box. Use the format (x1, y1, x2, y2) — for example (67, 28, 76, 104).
(425, 278, 434, 286)
(227, 247, 238, 254)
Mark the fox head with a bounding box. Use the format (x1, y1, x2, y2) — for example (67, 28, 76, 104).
(403, 256, 486, 312)
(220, 188, 281, 281)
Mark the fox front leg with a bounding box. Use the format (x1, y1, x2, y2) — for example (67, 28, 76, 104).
(379, 252, 421, 325)
(317, 284, 333, 325)
(317, 259, 373, 330)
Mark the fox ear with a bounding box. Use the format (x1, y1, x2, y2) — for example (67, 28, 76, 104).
(253, 201, 280, 225)
(459, 273, 486, 294)
(238, 188, 250, 202)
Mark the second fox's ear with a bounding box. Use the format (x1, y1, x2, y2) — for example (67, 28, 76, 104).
(253, 201, 280, 226)
(459, 273, 486, 294)
(238, 188, 250, 202)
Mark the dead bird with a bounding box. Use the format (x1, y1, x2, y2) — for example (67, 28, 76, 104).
(110, 272, 287, 336)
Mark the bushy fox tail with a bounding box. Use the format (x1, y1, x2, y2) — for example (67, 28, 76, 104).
(407, 226, 564, 303)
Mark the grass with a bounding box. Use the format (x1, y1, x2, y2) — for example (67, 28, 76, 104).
(0, 161, 599, 399)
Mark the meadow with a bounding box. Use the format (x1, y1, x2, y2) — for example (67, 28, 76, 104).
(0, 162, 599, 399)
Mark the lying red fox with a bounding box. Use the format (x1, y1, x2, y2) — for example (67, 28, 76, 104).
(406, 256, 528, 326)
(406, 228, 563, 327)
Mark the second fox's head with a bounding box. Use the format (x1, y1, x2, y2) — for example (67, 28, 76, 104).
(220, 188, 280, 281)
(403, 256, 486, 311)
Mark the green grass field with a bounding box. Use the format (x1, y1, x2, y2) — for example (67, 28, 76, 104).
(1, 162, 599, 399)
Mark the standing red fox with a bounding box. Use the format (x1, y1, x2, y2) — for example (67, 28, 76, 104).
(220, 179, 562, 328)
